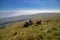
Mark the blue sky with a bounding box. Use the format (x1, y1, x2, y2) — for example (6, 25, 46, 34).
(0, 0, 60, 18)
(0, 0, 60, 11)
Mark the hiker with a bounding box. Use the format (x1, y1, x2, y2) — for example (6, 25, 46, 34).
(23, 21, 29, 27)
(36, 20, 41, 25)
(28, 20, 33, 25)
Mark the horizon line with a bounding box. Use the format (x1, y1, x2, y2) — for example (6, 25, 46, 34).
(0, 10, 60, 13)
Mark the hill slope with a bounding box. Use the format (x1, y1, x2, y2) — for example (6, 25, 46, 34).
(0, 19, 60, 40)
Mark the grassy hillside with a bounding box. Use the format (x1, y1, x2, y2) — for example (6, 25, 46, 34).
(0, 19, 60, 40)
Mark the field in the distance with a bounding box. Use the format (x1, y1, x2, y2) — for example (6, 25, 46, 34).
(0, 19, 60, 40)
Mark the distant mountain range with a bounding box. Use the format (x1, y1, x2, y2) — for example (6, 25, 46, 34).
(0, 13, 60, 25)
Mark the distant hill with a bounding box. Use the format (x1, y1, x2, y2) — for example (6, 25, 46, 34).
(0, 13, 60, 25)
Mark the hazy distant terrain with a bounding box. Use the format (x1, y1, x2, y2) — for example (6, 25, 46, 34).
(0, 13, 60, 25)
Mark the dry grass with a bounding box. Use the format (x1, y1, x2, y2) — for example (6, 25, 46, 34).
(0, 19, 60, 40)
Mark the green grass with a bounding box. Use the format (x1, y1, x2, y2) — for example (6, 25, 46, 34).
(0, 19, 60, 40)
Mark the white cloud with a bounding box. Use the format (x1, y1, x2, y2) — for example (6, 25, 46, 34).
(0, 9, 60, 18)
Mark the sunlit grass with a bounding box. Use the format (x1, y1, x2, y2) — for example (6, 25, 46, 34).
(0, 19, 60, 40)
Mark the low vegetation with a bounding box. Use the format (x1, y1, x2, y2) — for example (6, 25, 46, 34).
(0, 19, 60, 40)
